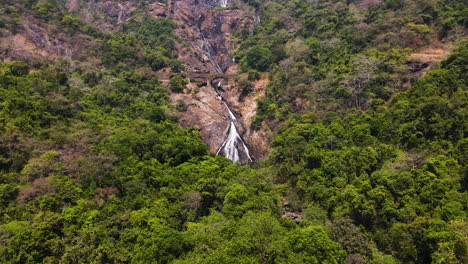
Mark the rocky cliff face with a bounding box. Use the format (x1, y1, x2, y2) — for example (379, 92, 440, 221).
(66, 0, 139, 30)
(152, 0, 255, 73)
(0, 16, 90, 63)
(170, 72, 270, 163)
(0, 0, 270, 163)
(156, 0, 270, 163)
(0, 0, 125, 63)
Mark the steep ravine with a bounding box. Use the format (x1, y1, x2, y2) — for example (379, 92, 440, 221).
(163, 0, 270, 163)
(0, 0, 270, 164)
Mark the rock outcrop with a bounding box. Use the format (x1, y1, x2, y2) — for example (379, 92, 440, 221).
(162, 0, 270, 163)
(151, 0, 256, 73)
(0, 17, 81, 62)
(170, 74, 270, 163)
(0, 0, 270, 163)
(66, 0, 138, 30)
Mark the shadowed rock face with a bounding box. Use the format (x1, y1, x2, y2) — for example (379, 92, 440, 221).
(153, 0, 256, 73)
(0, 17, 83, 62)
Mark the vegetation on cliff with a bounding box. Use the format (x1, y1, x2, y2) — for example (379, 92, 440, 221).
(0, 0, 466, 263)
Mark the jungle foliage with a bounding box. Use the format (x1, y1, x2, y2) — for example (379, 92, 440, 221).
(0, 0, 466, 264)
(235, 0, 468, 127)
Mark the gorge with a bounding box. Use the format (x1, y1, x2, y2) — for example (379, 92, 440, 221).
(161, 0, 268, 164)
(1, 1, 465, 262)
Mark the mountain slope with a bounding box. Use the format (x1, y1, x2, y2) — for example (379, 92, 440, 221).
(0, 0, 466, 263)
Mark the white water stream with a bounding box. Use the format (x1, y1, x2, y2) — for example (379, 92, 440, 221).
(219, 0, 228, 8)
(214, 81, 253, 163)
(196, 2, 253, 164)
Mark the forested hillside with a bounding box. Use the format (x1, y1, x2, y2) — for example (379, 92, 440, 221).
(0, 0, 466, 263)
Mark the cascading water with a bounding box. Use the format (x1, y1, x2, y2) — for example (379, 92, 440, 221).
(201, 40, 223, 73)
(194, 0, 253, 164)
(254, 15, 261, 24)
(219, 0, 228, 8)
(214, 81, 253, 163)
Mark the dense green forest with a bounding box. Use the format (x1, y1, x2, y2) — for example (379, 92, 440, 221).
(236, 0, 467, 127)
(0, 0, 467, 263)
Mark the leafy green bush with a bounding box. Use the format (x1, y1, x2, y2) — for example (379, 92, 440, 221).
(169, 75, 188, 93)
(241, 46, 274, 72)
(247, 69, 260, 81)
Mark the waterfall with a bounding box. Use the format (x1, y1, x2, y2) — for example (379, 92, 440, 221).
(254, 15, 261, 24)
(117, 10, 123, 24)
(214, 81, 253, 164)
(219, 0, 228, 8)
(201, 40, 223, 73)
(196, 3, 253, 164)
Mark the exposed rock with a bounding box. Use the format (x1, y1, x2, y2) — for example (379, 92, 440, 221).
(66, 0, 138, 30)
(0, 17, 80, 62)
(406, 60, 430, 79)
(406, 44, 451, 82)
(166, 0, 256, 73)
(1, 34, 51, 59)
(282, 199, 303, 223)
(100, 2, 137, 24)
(169, 71, 270, 163)
(149, 2, 167, 17)
(282, 212, 303, 224)
(171, 83, 229, 153)
(165, 0, 270, 163)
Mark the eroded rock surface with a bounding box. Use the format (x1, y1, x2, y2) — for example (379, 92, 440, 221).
(66, 0, 138, 29)
(0, 0, 270, 163)
(0, 17, 81, 62)
(170, 76, 270, 163)
(164, 0, 270, 163)
(153, 0, 256, 73)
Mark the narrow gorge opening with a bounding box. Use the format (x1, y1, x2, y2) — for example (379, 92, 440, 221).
(193, 0, 254, 164)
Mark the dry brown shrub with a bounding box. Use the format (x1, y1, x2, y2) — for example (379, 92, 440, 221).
(17, 177, 55, 203)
